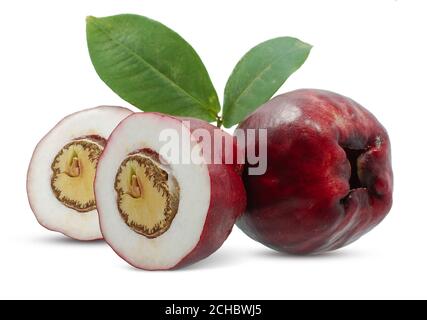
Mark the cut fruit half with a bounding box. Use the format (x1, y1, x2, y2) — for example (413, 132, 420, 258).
(27, 106, 133, 240)
(95, 112, 246, 270)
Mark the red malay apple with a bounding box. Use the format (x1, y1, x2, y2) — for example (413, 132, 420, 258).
(236, 89, 393, 254)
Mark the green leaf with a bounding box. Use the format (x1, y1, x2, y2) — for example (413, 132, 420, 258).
(222, 37, 312, 127)
(86, 14, 220, 122)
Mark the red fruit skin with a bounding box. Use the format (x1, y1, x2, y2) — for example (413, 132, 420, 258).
(236, 89, 393, 254)
(174, 118, 246, 269)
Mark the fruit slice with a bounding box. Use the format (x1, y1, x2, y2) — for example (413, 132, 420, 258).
(27, 106, 133, 240)
(95, 112, 246, 270)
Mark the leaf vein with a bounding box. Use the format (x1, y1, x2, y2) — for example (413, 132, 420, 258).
(228, 45, 303, 111)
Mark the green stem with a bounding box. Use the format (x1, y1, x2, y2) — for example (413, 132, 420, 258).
(216, 115, 223, 128)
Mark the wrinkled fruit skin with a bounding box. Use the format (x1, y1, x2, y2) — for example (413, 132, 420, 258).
(237, 89, 393, 254)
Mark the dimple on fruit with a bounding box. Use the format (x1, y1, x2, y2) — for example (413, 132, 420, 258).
(27, 106, 132, 240)
(236, 89, 393, 254)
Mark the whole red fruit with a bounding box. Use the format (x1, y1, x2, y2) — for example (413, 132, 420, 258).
(236, 89, 393, 254)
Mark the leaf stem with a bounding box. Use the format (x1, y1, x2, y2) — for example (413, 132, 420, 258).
(216, 115, 223, 128)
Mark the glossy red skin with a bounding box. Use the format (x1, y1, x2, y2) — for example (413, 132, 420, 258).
(237, 89, 393, 254)
(174, 118, 246, 268)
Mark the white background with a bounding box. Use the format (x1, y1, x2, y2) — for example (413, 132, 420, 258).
(1, 0, 426, 299)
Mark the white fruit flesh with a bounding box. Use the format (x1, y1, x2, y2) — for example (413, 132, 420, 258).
(27, 106, 133, 240)
(95, 113, 210, 269)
